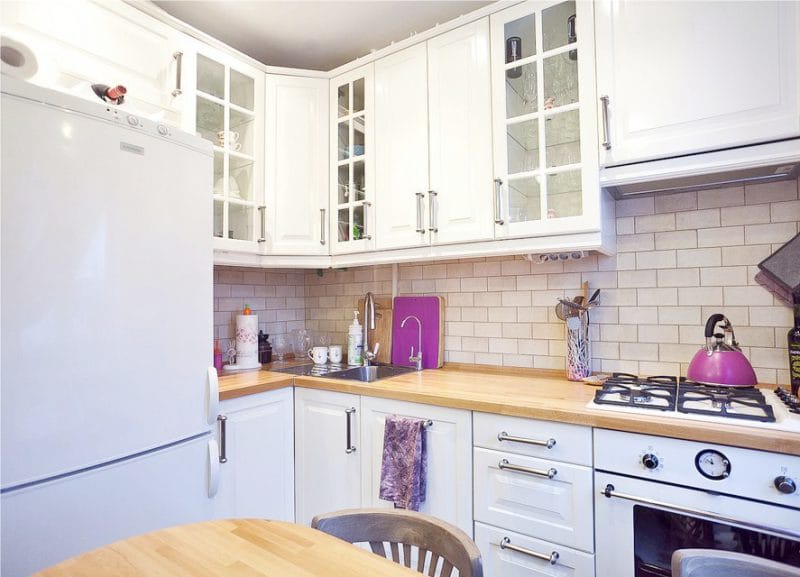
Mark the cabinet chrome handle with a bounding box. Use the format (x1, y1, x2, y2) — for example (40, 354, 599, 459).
(258, 205, 266, 243)
(600, 95, 611, 150)
(172, 51, 183, 97)
(500, 537, 559, 565)
(320, 208, 326, 245)
(601, 484, 800, 540)
(428, 190, 438, 233)
(217, 414, 228, 464)
(498, 458, 557, 479)
(493, 178, 504, 225)
(362, 201, 372, 241)
(498, 431, 556, 449)
(345, 407, 357, 454)
(415, 192, 426, 234)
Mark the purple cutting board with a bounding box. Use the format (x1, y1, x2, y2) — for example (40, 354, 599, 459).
(391, 296, 443, 369)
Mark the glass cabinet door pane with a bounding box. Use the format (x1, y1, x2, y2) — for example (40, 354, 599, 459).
(508, 176, 541, 222)
(197, 54, 225, 98)
(542, 1, 577, 52)
(543, 52, 578, 109)
(353, 117, 365, 157)
(213, 153, 224, 194)
(229, 69, 254, 110)
(547, 171, 582, 218)
(338, 121, 349, 161)
(228, 204, 253, 241)
(507, 119, 539, 174)
(352, 205, 365, 240)
(338, 165, 350, 203)
(229, 157, 253, 201)
(338, 208, 350, 242)
(196, 97, 224, 144)
(353, 161, 365, 201)
(506, 62, 537, 118)
(338, 84, 350, 117)
(504, 14, 536, 62)
(230, 109, 254, 156)
(353, 78, 365, 112)
(545, 109, 581, 167)
(214, 200, 224, 237)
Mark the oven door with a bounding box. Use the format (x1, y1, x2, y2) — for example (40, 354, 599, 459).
(595, 471, 800, 577)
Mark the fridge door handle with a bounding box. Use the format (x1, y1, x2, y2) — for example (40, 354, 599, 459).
(207, 438, 220, 498)
(207, 367, 219, 425)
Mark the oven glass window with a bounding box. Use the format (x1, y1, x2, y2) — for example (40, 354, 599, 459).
(633, 505, 800, 577)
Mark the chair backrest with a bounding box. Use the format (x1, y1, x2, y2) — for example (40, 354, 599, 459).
(312, 508, 483, 577)
(672, 549, 800, 577)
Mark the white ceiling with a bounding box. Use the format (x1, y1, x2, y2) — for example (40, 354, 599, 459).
(153, 1, 494, 71)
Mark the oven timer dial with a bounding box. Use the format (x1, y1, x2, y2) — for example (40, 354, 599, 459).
(641, 453, 660, 470)
(695, 449, 731, 480)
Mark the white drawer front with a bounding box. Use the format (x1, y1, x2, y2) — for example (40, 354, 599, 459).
(475, 522, 595, 577)
(474, 448, 594, 552)
(474, 412, 592, 466)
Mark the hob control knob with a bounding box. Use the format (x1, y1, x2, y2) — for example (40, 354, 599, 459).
(774, 476, 797, 494)
(642, 454, 659, 470)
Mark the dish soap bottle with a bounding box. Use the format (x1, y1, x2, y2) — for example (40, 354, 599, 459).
(347, 311, 363, 366)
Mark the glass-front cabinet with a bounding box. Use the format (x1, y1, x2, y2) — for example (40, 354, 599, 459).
(183, 42, 265, 253)
(490, 0, 600, 239)
(330, 64, 375, 255)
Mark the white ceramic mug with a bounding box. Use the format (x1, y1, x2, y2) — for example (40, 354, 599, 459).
(308, 346, 328, 365)
(328, 345, 342, 364)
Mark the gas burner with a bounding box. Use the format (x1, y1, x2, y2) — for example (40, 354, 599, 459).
(594, 380, 676, 411)
(677, 385, 775, 423)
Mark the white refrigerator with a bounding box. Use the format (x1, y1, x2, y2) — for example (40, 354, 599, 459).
(1, 78, 220, 576)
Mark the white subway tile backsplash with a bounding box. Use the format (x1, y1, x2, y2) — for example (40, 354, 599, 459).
(720, 244, 772, 266)
(637, 324, 679, 344)
(516, 275, 548, 290)
(501, 259, 531, 276)
(616, 196, 655, 217)
(678, 287, 723, 306)
(697, 226, 744, 248)
(618, 233, 655, 253)
(618, 270, 658, 288)
(601, 324, 638, 342)
(658, 306, 702, 326)
(460, 277, 488, 292)
(502, 291, 532, 307)
(620, 342, 659, 361)
(770, 200, 800, 223)
(637, 288, 678, 306)
(655, 230, 698, 250)
(720, 204, 771, 226)
(655, 191, 697, 214)
(635, 250, 677, 270)
(658, 268, 700, 287)
(744, 179, 798, 204)
(619, 306, 658, 324)
(617, 217, 635, 235)
(723, 286, 773, 306)
(636, 213, 676, 233)
(547, 273, 582, 289)
(676, 208, 720, 230)
(744, 222, 797, 245)
(697, 185, 744, 209)
(676, 247, 721, 268)
(699, 266, 748, 287)
(488, 276, 517, 292)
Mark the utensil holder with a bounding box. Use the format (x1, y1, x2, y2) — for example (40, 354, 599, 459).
(566, 311, 591, 381)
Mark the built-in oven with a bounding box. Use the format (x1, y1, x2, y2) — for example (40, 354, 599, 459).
(594, 429, 800, 577)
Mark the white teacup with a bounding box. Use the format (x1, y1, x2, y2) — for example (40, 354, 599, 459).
(328, 345, 342, 364)
(308, 346, 328, 365)
(216, 130, 239, 143)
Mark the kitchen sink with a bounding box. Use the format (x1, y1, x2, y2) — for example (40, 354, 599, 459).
(329, 364, 417, 382)
(271, 362, 416, 382)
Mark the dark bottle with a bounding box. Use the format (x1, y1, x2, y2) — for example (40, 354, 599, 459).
(258, 331, 272, 364)
(91, 84, 127, 105)
(505, 36, 522, 79)
(789, 296, 800, 396)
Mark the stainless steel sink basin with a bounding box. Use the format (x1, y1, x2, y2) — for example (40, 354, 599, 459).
(329, 364, 417, 382)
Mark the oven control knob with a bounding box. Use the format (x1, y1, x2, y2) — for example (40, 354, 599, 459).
(774, 476, 797, 494)
(642, 454, 659, 470)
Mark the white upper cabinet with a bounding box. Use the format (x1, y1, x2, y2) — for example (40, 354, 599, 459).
(330, 64, 376, 255)
(265, 76, 329, 255)
(374, 43, 430, 251)
(0, 0, 183, 124)
(181, 40, 266, 254)
(427, 19, 495, 246)
(595, 0, 800, 167)
(490, 0, 602, 240)
(374, 21, 494, 252)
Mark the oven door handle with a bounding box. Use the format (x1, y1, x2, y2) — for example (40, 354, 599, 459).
(601, 484, 800, 540)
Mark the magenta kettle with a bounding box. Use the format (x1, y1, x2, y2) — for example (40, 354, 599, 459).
(687, 314, 758, 387)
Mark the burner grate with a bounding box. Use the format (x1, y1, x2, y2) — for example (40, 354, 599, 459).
(593, 374, 677, 411)
(677, 385, 775, 423)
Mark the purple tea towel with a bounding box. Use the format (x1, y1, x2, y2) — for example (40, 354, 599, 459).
(378, 415, 427, 511)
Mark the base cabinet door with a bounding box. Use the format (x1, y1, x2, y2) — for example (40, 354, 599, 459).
(595, 0, 800, 166)
(217, 388, 294, 521)
(360, 396, 473, 536)
(475, 523, 595, 577)
(294, 387, 361, 524)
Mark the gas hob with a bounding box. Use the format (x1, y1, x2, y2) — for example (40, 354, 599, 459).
(588, 373, 800, 433)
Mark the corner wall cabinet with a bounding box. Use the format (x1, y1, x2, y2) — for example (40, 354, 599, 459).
(490, 0, 603, 241)
(265, 76, 329, 255)
(329, 64, 376, 255)
(215, 388, 294, 521)
(594, 0, 800, 167)
(181, 41, 266, 253)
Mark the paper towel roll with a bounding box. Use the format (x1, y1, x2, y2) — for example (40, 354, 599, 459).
(1, 36, 38, 80)
(228, 314, 260, 369)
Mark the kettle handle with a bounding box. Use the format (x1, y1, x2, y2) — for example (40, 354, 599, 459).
(704, 314, 727, 338)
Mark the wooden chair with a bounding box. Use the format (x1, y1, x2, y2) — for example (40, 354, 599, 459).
(312, 508, 483, 577)
(672, 549, 800, 577)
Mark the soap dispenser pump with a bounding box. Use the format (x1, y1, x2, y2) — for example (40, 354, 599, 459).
(347, 311, 363, 366)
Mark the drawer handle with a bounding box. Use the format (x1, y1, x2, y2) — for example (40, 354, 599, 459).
(498, 459, 557, 479)
(498, 431, 556, 449)
(500, 537, 559, 565)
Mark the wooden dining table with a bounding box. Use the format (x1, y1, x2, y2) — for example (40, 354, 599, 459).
(34, 519, 421, 576)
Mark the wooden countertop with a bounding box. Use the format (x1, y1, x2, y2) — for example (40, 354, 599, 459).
(34, 519, 419, 577)
(218, 364, 800, 456)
